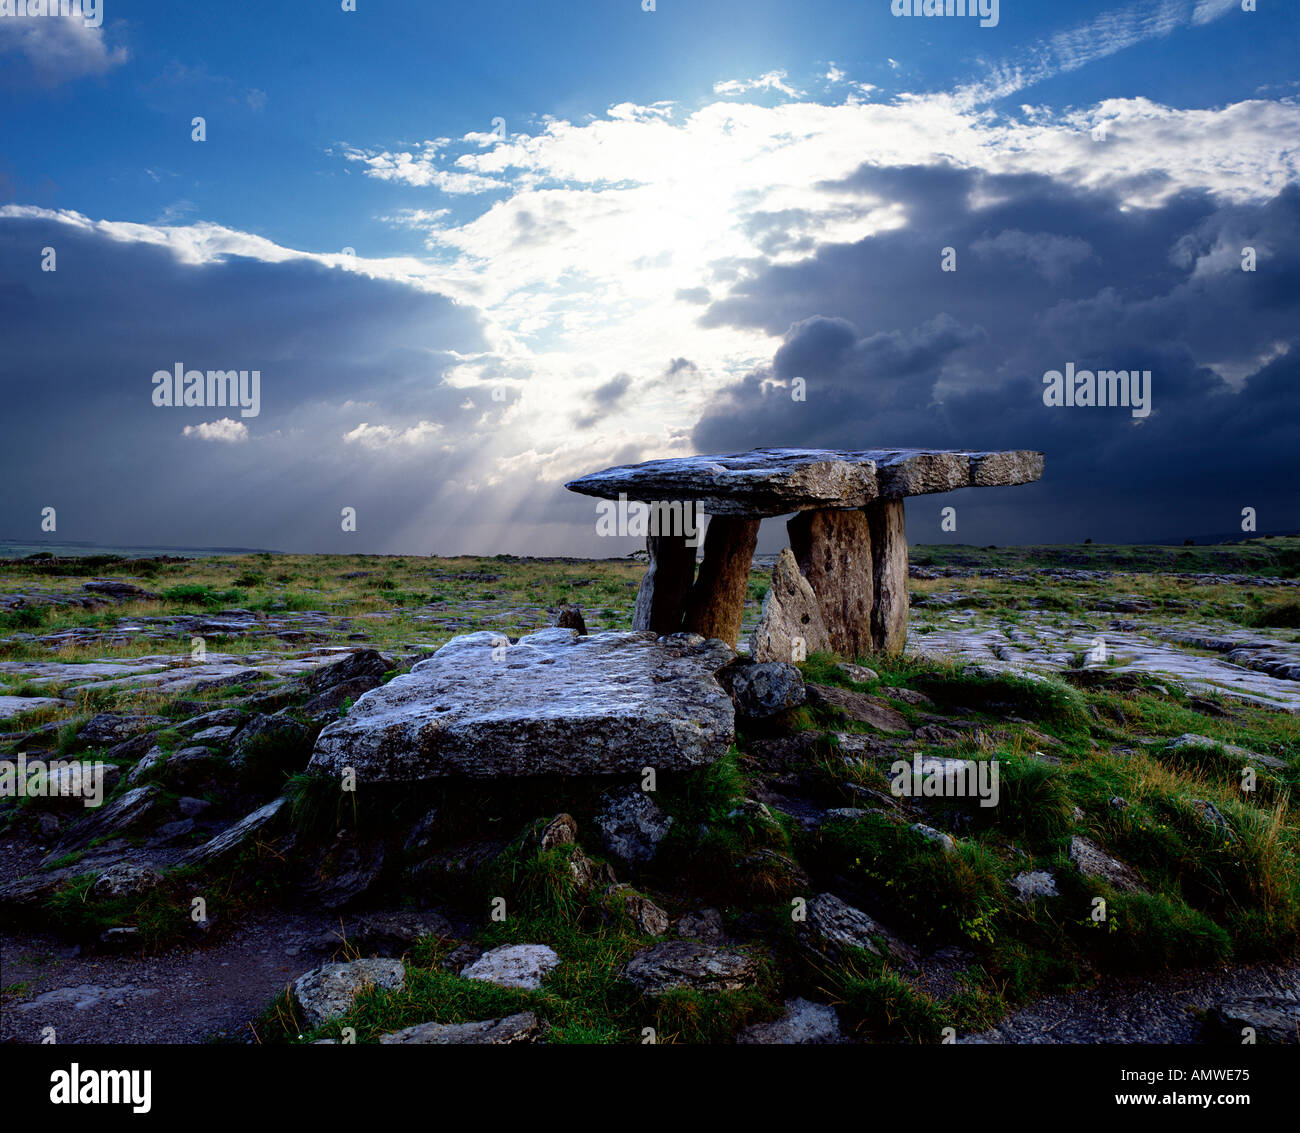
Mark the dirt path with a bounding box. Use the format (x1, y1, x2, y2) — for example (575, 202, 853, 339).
(966, 960, 1300, 1044)
(1, 908, 346, 1044)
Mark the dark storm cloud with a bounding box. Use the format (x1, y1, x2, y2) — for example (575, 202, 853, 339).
(0, 212, 501, 551)
(574, 372, 633, 429)
(692, 169, 1300, 543)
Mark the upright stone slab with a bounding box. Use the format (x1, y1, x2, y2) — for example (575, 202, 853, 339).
(788, 509, 874, 660)
(751, 548, 832, 663)
(632, 534, 696, 635)
(309, 629, 736, 781)
(867, 499, 908, 654)
(682, 517, 760, 648)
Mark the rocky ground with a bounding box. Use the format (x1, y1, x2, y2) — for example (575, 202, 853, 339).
(1, 542, 1297, 1044)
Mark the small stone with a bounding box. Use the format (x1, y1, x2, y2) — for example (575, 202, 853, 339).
(90, 862, 162, 901)
(737, 998, 845, 1045)
(1068, 835, 1145, 893)
(1009, 870, 1059, 902)
(675, 908, 725, 944)
(910, 823, 957, 854)
(836, 663, 879, 684)
(461, 944, 561, 991)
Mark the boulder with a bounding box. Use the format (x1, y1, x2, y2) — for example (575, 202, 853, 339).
(309, 629, 735, 781)
(675, 908, 726, 944)
(624, 941, 762, 995)
(378, 1011, 543, 1045)
(291, 958, 405, 1029)
(461, 944, 560, 991)
(722, 660, 805, 719)
(596, 785, 674, 864)
(306, 649, 395, 695)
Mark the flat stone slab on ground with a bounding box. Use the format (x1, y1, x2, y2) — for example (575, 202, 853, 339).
(310, 628, 735, 780)
(378, 1011, 543, 1044)
(0, 696, 64, 720)
(567, 447, 1043, 517)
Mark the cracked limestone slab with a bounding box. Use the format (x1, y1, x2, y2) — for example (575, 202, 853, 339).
(566, 447, 1043, 517)
(309, 628, 735, 781)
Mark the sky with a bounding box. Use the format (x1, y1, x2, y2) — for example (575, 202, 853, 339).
(1, 0, 1298, 556)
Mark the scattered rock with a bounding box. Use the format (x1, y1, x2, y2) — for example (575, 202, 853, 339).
(548, 605, 587, 634)
(1203, 993, 1298, 1044)
(675, 908, 726, 944)
(1009, 871, 1059, 902)
(624, 941, 761, 995)
(723, 660, 806, 719)
(379, 1011, 543, 1045)
(89, 862, 162, 901)
(178, 796, 289, 869)
(835, 662, 878, 684)
(1190, 798, 1236, 841)
(461, 944, 561, 990)
(806, 684, 910, 734)
(78, 713, 169, 748)
(604, 884, 670, 935)
(804, 892, 914, 965)
(291, 958, 406, 1029)
(910, 823, 957, 854)
(737, 998, 845, 1045)
(51, 786, 161, 856)
(1068, 835, 1145, 893)
(596, 785, 674, 864)
(82, 580, 160, 602)
(1167, 734, 1285, 771)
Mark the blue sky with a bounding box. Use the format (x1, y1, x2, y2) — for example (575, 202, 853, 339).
(2, 0, 1298, 553)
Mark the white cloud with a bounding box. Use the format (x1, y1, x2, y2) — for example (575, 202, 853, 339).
(181, 418, 248, 443)
(713, 71, 802, 98)
(955, 0, 1238, 106)
(343, 420, 443, 449)
(0, 9, 127, 86)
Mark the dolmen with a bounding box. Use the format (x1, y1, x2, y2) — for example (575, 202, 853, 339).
(566, 448, 1043, 659)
